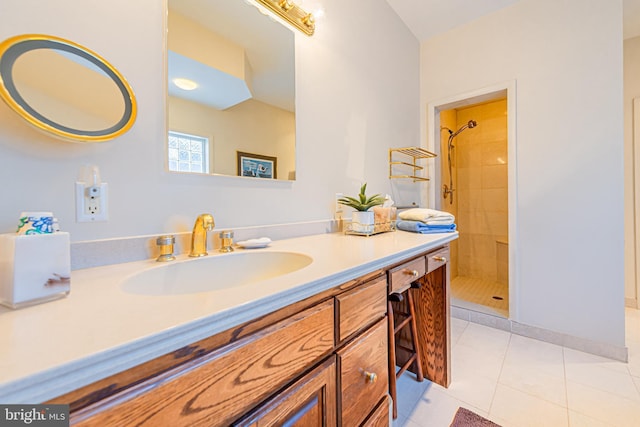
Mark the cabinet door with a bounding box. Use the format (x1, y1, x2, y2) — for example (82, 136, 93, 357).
(234, 357, 337, 427)
(337, 318, 388, 427)
(414, 264, 450, 387)
(72, 300, 335, 427)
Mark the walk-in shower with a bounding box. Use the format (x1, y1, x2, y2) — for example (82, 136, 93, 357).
(441, 120, 477, 204)
(440, 99, 509, 318)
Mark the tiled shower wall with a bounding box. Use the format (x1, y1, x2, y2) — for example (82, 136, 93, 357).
(440, 110, 458, 278)
(443, 99, 508, 283)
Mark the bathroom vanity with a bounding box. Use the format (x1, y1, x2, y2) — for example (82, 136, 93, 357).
(0, 231, 456, 426)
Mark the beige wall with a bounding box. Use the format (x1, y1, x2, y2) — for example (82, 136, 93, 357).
(421, 0, 624, 347)
(624, 36, 640, 307)
(0, 0, 420, 240)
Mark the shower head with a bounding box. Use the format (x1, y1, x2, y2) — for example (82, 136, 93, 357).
(444, 118, 478, 205)
(450, 119, 478, 139)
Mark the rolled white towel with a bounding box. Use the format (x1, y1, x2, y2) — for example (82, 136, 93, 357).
(398, 208, 455, 224)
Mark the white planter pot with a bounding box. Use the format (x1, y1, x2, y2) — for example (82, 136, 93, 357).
(351, 211, 375, 233)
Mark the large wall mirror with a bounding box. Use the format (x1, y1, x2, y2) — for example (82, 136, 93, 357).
(167, 0, 296, 181)
(0, 34, 137, 142)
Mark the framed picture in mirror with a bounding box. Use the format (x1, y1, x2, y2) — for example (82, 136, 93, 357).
(237, 151, 277, 179)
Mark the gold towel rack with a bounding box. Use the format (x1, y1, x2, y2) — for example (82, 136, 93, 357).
(389, 147, 437, 182)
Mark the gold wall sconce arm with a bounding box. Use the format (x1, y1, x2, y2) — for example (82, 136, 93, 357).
(255, 0, 316, 36)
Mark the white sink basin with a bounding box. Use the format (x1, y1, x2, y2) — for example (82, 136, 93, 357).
(121, 251, 313, 296)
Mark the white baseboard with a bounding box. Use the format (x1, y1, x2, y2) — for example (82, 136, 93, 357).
(451, 306, 628, 362)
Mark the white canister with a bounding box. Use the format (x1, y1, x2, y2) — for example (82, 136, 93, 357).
(351, 211, 375, 233)
(0, 232, 71, 308)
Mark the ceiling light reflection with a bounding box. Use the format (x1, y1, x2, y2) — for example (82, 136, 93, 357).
(173, 78, 198, 91)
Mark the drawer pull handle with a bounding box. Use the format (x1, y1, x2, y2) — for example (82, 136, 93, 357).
(406, 270, 419, 277)
(363, 371, 378, 383)
(433, 256, 447, 263)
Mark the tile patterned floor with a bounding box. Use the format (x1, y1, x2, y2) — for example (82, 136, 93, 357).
(451, 276, 509, 318)
(392, 308, 640, 427)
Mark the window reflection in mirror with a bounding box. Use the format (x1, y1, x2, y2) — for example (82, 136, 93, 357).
(168, 130, 209, 174)
(167, 0, 296, 181)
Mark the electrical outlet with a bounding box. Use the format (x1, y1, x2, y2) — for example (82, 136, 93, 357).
(76, 182, 108, 222)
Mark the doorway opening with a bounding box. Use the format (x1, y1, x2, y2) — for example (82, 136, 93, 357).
(427, 82, 516, 319)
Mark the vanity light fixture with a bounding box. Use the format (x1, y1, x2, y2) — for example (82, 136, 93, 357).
(255, 0, 315, 36)
(172, 77, 198, 91)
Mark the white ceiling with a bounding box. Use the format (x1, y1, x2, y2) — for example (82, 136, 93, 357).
(385, 0, 640, 42)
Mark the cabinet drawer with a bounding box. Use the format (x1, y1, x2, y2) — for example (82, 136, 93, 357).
(363, 396, 389, 427)
(426, 247, 450, 274)
(336, 276, 387, 343)
(73, 300, 335, 427)
(337, 319, 388, 427)
(389, 256, 426, 294)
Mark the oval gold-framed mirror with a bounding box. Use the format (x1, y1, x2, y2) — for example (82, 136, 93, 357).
(0, 34, 137, 142)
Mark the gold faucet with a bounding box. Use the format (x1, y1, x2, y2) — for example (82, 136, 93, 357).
(189, 213, 215, 257)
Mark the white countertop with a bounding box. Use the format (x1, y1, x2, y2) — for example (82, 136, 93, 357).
(0, 230, 457, 403)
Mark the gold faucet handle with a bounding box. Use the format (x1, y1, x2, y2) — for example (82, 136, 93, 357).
(219, 230, 234, 253)
(156, 235, 176, 262)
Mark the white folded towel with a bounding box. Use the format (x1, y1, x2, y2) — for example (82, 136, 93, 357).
(398, 208, 455, 225)
(423, 218, 455, 226)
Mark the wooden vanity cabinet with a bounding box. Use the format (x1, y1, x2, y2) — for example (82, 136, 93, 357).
(57, 245, 451, 426)
(66, 273, 389, 427)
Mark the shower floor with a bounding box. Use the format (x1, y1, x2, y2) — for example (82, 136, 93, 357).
(451, 275, 509, 318)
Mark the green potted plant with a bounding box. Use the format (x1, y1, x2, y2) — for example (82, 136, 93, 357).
(338, 183, 386, 233)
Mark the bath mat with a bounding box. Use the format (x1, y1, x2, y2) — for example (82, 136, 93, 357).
(449, 407, 501, 427)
